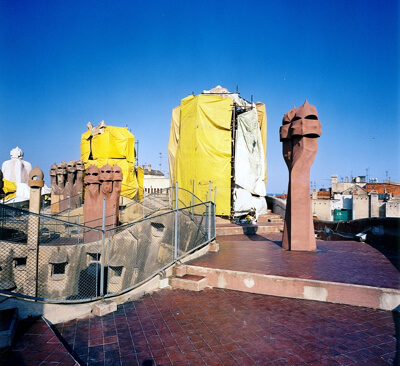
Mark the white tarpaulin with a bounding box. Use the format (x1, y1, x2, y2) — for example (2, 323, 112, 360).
(235, 108, 266, 195)
(233, 108, 267, 217)
(233, 187, 268, 218)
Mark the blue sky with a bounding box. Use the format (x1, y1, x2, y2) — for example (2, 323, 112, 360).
(0, 0, 398, 193)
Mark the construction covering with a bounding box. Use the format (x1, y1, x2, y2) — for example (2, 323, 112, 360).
(168, 106, 180, 183)
(169, 88, 268, 217)
(169, 94, 232, 215)
(257, 102, 267, 183)
(81, 123, 142, 199)
(233, 109, 267, 217)
(1, 179, 17, 200)
(136, 166, 144, 200)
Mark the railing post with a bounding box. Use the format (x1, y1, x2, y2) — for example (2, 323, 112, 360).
(213, 186, 217, 239)
(26, 167, 44, 298)
(207, 181, 212, 241)
(67, 195, 71, 235)
(77, 214, 81, 244)
(100, 197, 106, 298)
(143, 193, 145, 219)
(174, 182, 178, 260)
(191, 180, 195, 219)
(213, 201, 216, 238)
(113, 204, 116, 229)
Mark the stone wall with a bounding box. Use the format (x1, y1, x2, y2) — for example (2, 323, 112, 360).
(386, 200, 400, 218)
(311, 198, 332, 221)
(352, 195, 369, 220)
(266, 196, 286, 218)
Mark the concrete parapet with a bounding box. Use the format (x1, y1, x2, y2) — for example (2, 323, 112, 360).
(185, 265, 400, 311)
(174, 264, 187, 277)
(209, 241, 220, 252)
(92, 300, 117, 317)
(169, 275, 207, 292)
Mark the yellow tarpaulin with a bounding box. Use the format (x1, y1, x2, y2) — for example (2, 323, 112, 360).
(81, 126, 135, 163)
(81, 124, 139, 199)
(168, 106, 180, 183)
(136, 166, 144, 201)
(171, 94, 232, 215)
(256, 102, 267, 187)
(1, 179, 17, 200)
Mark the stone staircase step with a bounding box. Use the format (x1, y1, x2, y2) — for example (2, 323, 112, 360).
(216, 223, 283, 236)
(169, 274, 208, 292)
(267, 218, 284, 223)
(0, 308, 18, 348)
(183, 265, 400, 311)
(215, 216, 230, 224)
(257, 213, 283, 222)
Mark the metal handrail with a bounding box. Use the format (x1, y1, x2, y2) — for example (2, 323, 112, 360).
(0, 194, 216, 303)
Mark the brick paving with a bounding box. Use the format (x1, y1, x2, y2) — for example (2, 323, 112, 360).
(0, 317, 78, 365)
(189, 232, 400, 289)
(1, 233, 399, 365)
(49, 288, 398, 366)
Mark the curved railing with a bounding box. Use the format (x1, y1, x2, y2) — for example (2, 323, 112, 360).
(0, 186, 215, 303)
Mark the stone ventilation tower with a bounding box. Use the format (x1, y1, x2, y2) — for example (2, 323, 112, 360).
(83, 164, 122, 242)
(50, 160, 85, 213)
(279, 100, 322, 251)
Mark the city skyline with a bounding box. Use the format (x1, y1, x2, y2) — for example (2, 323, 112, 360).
(1, 0, 398, 193)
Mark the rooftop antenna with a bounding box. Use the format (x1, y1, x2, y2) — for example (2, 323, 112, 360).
(159, 152, 162, 172)
(236, 85, 239, 94)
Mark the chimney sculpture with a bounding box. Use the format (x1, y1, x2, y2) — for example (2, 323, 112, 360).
(83, 164, 122, 242)
(50, 160, 85, 213)
(279, 100, 322, 251)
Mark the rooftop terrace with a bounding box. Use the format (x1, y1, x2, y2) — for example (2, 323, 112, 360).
(1, 229, 399, 365)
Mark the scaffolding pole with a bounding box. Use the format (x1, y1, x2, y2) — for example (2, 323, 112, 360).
(230, 103, 238, 220)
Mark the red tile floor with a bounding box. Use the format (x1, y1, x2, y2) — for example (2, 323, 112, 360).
(52, 289, 399, 365)
(1, 233, 399, 365)
(189, 232, 400, 289)
(0, 317, 78, 365)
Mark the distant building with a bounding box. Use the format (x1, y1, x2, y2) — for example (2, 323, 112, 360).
(312, 175, 400, 220)
(142, 164, 170, 194)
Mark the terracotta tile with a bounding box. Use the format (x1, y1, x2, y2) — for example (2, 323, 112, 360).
(104, 348, 120, 359)
(153, 355, 172, 365)
(103, 335, 118, 344)
(89, 337, 104, 347)
(4, 234, 399, 366)
(41, 352, 64, 362)
(120, 354, 139, 365)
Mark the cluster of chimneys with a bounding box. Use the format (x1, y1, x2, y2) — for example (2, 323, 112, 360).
(141, 164, 152, 172)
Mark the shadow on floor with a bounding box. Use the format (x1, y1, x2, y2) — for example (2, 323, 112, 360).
(393, 305, 400, 366)
(245, 233, 282, 247)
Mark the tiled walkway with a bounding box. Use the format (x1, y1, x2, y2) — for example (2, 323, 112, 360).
(1, 233, 399, 365)
(189, 232, 400, 289)
(53, 288, 398, 365)
(0, 317, 78, 365)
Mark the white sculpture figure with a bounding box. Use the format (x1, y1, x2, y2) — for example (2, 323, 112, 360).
(1, 147, 32, 184)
